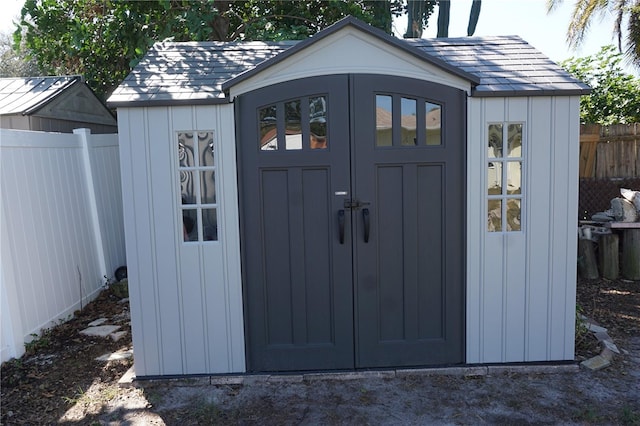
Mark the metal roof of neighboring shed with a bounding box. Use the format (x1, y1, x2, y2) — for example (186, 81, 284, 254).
(108, 16, 589, 108)
(0, 76, 83, 115)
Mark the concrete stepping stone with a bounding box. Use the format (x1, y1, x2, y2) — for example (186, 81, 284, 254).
(110, 331, 128, 342)
(96, 349, 133, 362)
(88, 318, 108, 327)
(80, 324, 121, 337)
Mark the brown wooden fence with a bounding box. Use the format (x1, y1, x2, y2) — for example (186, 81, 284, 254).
(580, 123, 640, 178)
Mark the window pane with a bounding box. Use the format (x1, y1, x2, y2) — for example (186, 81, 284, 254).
(202, 208, 218, 241)
(488, 199, 502, 232)
(425, 102, 442, 146)
(178, 132, 195, 167)
(309, 96, 328, 149)
(376, 95, 392, 146)
(401, 97, 417, 146)
(506, 199, 521, 231)
(259, 105, 277, 150)
(507, 161, 522, 195)
(180, 170, 195, 204)
(199, 131, 214, 166)
(488, 124, 503, 158)
(200, 170, 216, 204)
(488, 162, 502, 195)
(507, 124, 522, 158)
(285, 100, 302, 150)
(182, 209, 197, 241)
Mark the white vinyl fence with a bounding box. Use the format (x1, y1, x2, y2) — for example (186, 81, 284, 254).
(0, 128, 125, 363)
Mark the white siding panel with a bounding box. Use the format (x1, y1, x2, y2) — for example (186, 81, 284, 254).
(504, 233, 527, 362)
(466, 98, 483, 363)
(526, 97, 553, 361)
(119, 108, 162, 376)
(179, 244, 208, 373)
(119, 104, 245, 376)
(549, 97, 578, 360)
(216, 105, 246, 372)
(483, 234, 505, 361)
(466, 96, 577, 364)
(204, 249, 231, 372)
(147, 107, 184, 375)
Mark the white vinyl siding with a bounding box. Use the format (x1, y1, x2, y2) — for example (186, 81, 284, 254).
(117, 105, 244, 376)
(467, 96, 580, 363)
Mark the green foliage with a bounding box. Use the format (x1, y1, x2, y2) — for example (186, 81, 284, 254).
(0, 30, 39, 77)
(15, 0, 403, 100)
(24, 330, 52, 354)
(561, 45, 640, 125)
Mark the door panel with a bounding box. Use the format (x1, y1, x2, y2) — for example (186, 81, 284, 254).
(238, 76, 354, 372)
(352, 75, 464, 368)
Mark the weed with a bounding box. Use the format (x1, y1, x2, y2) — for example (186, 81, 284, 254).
(574, 406, 603, 423)
(62, 386, 87, 406)
(191, 398, 221, 421)
(24, 330, 52, 354)
(620, 405, 640, 425)
(575, 304, 591, 349)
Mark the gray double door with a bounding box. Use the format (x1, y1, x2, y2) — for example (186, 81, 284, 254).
(238, 74, 465, 372)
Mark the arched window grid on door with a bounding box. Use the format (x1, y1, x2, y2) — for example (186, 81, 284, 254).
(375, 93, 443, 147)
(487, 122, 524, 233)
(176, 130, 218, 242)
(257, 94, 329, 151)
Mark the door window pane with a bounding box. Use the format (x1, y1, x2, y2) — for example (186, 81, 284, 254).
(506, 199, 521, 231)
(401, 97, 417, 146)
(488, 162, 502, 195)
(202, 208, 218, 241)
(182, 209, 197, 241)
(488, 199, 502, 232)
(180, 170, 195, 204)
(309, 96, 328, 149)
(507, 124, 522, 157)
(200, 170, 216, 204)
(488, 124, 503, 158)
(376, 95, 392, 147)
(425, 102, 442, 146)
(285, 100, 302, 150)
(178, 132, 195, 167)
(199, 131, 215, 166)
(507, 162, 521, 195)
(259, 105, 278, 150)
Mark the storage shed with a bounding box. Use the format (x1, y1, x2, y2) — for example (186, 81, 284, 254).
(108, 16, 590, 377)
(0, 76, 117, 134)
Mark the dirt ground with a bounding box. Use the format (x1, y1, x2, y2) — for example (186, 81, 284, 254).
(1, 277, 639, 425)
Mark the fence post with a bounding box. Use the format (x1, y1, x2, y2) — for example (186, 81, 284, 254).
(74, 128, 107, 289)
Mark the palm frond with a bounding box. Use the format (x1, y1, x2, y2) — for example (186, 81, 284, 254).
(625, 1, 640, 68)
(567, 0, 609, 48)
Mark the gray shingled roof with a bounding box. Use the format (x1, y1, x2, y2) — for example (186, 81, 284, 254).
(108, 18, 589, 108)
(406, 36, 589, 97)
(108, 41, 295, 107)
(0, 76, 83, 115)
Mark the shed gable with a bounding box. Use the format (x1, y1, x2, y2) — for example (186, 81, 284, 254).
(226, 26, 472, 98)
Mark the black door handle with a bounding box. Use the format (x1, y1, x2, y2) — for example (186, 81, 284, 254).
(362, 208, 370, 243)
(338, 209, 345, 244)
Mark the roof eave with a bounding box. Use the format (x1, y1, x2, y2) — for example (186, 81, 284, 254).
(107, 96, 230, 109)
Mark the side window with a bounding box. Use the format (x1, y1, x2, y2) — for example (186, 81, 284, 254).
(375, 94, 442, 147)
(487, 123, 523, 232)
(177, 131, 218, 242)
(258, 95, 328, 151)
